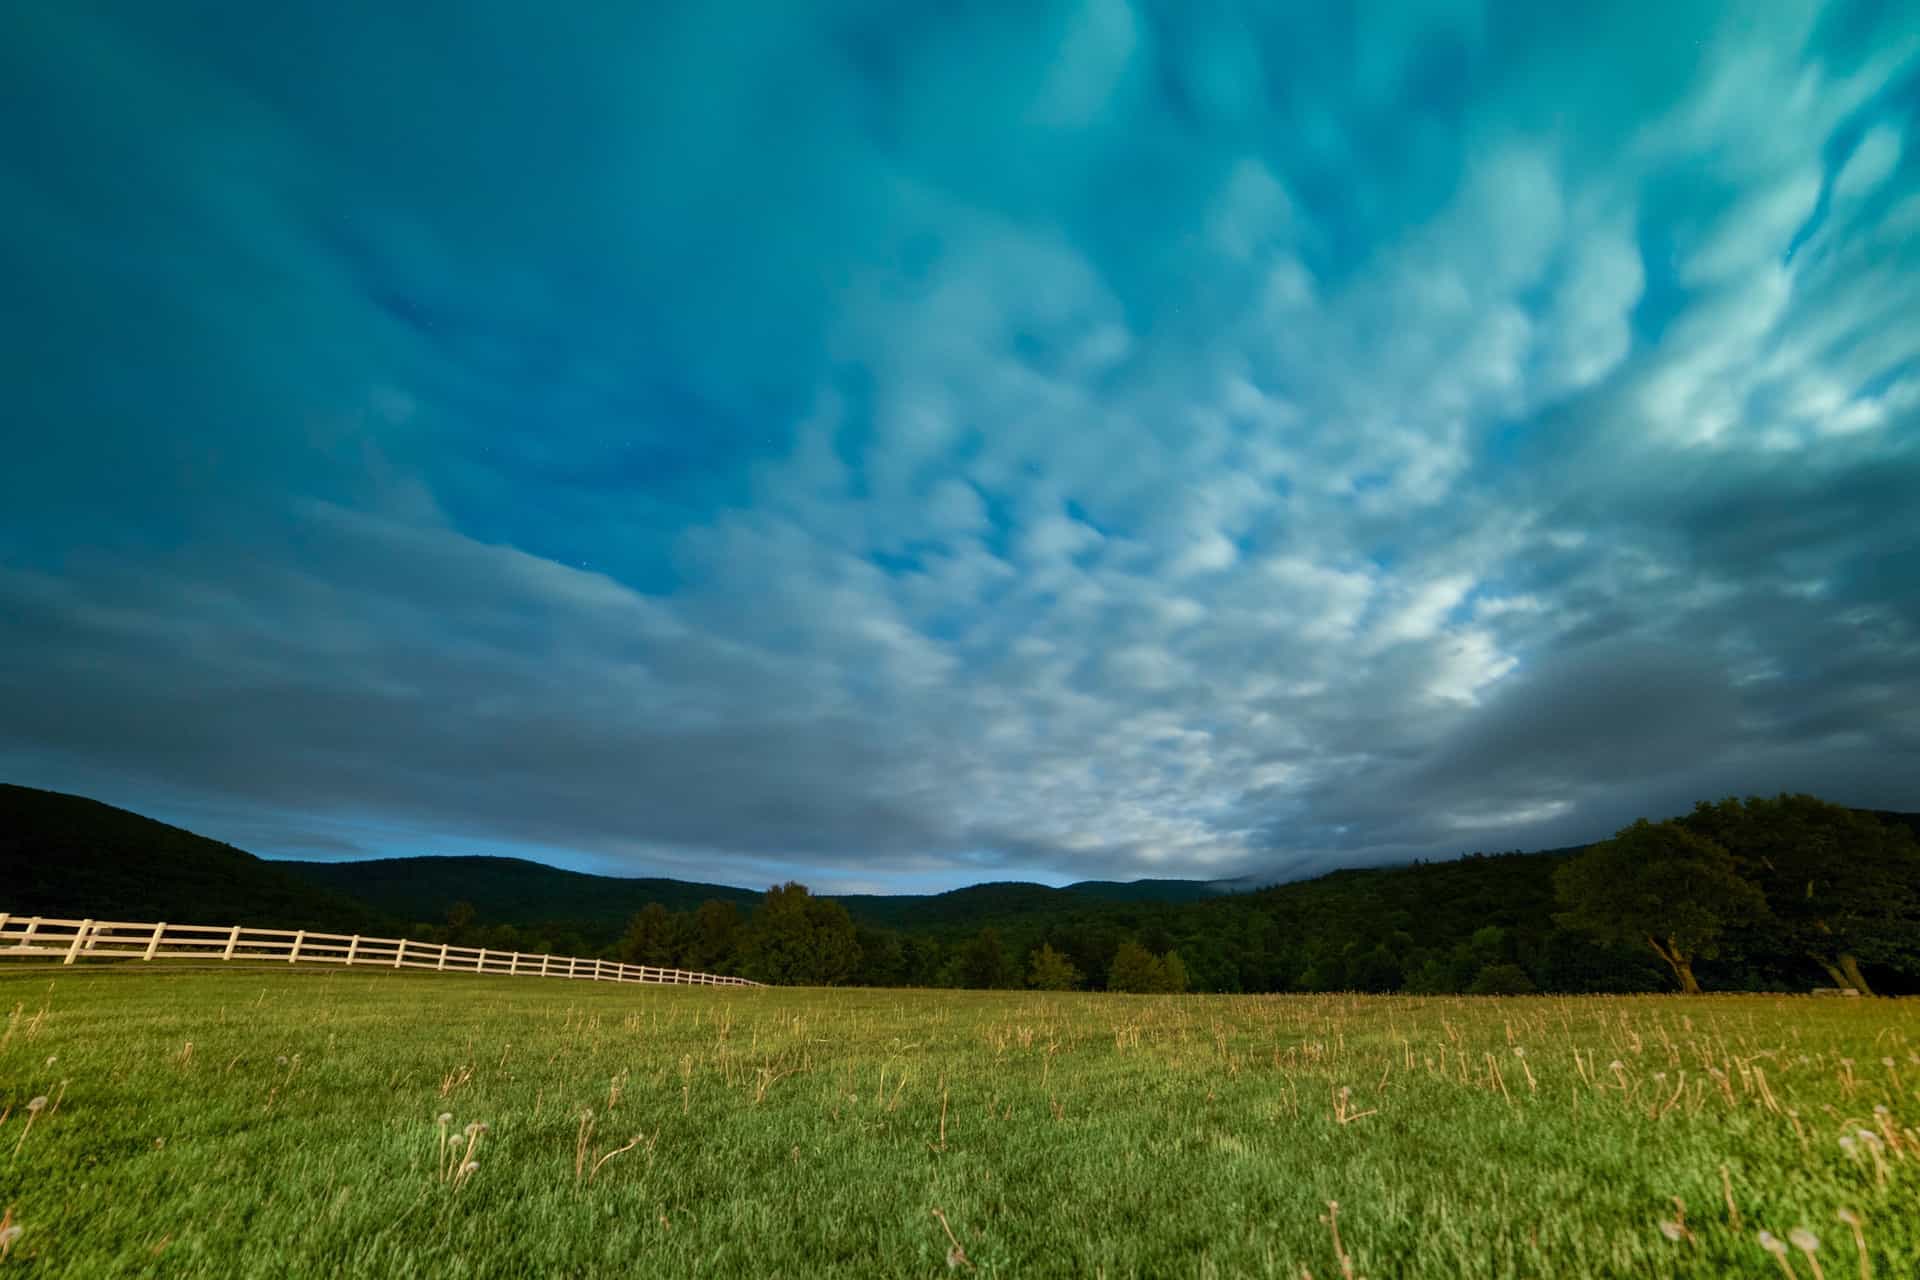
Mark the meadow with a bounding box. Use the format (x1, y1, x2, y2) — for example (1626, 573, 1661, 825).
(0, 966, 1913, 1278)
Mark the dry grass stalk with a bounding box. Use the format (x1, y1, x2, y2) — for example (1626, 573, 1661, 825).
(930, 1207, 971, 1270)
(9, 1097, 48, 1161)
(1319, 1200, 1359, 1280)
(1720, 1164, 1742, 1231)
(574, 1110, 595, 1183)
(588, 1132, 647, 1184)
(1834, 1208, 1869, 1280)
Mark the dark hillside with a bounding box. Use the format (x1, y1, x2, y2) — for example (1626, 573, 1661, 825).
(0, 784, 380, 932)
(282, 855, 761, 931)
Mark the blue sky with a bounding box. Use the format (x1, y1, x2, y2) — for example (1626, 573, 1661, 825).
(2, 2, 1916, 893)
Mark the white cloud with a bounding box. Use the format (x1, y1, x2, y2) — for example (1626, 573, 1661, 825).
(1033, 0, 1138, 127)
(1834, 124, 1904, 201)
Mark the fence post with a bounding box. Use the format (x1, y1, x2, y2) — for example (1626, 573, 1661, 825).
(346, 935, 360, 965)
(510, 951, 519, 976)
(223, 925, 241, 961)
(477, 948, 488, 975)
(288, 930, 305, 964)
(19, 918, 40, 950)
(540, 954, 550, 977)
(437, 943, 449, 971)
(144, 922, 167, 962)
(395, 938, 407, 968)
(567, 956, 577, 979)
(593, 958, 604, 981)
(63, 920, 93, 965)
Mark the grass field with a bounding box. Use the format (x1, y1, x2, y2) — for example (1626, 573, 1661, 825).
(0, 967, 1914, 1277)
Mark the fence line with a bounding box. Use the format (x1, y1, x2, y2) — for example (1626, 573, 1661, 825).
(0, 913, 761, 988)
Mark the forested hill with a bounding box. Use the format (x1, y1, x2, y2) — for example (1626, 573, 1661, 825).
(280, 860, 1231, 932)
(0, 784, 381, 932)
(281, 854, 763, 928)
(0, 784, 1230, 936)
(6, 783, 1914, 995)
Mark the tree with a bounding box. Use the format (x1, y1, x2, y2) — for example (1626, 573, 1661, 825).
(685, 899, 743, 973)
(1349, 943, 1402, 993)
(1027, 943, 1083, 991)
(853, 926, 906, 987)
(445, 900, 477, 942)
(958, 928, 1014, 989)
(1468, 963, 1537, 995)
(1684, 795, 1920, 995)
(1107, 940, 1164, 993)
(1159, 950, 1189, 994)
(617, 902, 681, 967)
(1555, 819, 1766, 993)
(738, 883, 862, 986)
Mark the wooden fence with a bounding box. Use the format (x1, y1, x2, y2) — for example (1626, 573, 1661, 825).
(0, 913, 761, 988)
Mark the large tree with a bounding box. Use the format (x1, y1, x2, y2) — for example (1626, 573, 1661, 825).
(684, 899, 743, 973)
(958, 928, 1015, 988)
(738, 882, 862, 986)
(1554, 819, 1766, 993)
(617, 902, 682, 967)
(1684, 795, 1920, 995)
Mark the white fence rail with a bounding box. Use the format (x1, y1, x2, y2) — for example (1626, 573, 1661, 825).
(0, 913, 761, 988)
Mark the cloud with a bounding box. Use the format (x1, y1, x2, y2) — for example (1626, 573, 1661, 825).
(1, 1, 1916, 889)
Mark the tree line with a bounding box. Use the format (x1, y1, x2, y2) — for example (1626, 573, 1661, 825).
(410, 794, 1917, 995)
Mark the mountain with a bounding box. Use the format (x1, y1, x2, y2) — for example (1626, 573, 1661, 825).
(8, 784, 1913, 996)
(283, 859, 1228, 933)
(0, 784, 381, 932)
(280, 855, 762, 931)
(1, 784, 1226, 936)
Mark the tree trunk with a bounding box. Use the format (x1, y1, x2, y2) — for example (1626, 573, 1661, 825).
(1809, 954, 1850, 988)
(1669, 953, 1701, 995)
(1647, 935, 1702, 994)
(1836, 952, 1875, 997)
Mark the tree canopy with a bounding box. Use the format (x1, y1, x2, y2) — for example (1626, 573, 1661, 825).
(1554, 818, 1767, 993)
(1682, 794, 1920, 995)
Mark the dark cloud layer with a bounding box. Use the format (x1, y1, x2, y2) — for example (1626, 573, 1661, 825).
(2, 2, 1916, 891)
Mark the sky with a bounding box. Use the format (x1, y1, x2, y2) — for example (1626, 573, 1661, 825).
(2, 2, 1917, 895)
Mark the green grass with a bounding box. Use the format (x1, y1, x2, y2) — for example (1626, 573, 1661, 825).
(0, 967, 1915, 1277)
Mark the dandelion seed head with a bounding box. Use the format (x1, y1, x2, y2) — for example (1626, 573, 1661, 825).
(1658, 1221, 1685, 1242)
(1872, 1104, 1889, 1116)
(1512, 1047, 1526, 1058)
(1788, 1228, 1819, 1252)
(1839, 1135, 1857, 1155)
(462, 1160, 479, 1174)
(1757, 1231, 1786, 1256)
(437, 1113, 452, 1125)
(275, 1056, 288, 1066)
(1609, 1060, 1625, 1071)
(1836, 1208, 1860, 1227)
(0, 1226, 20, 1246)
(1882, 1057, 1895, 1068)
(25, 1096, 47, 1113)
